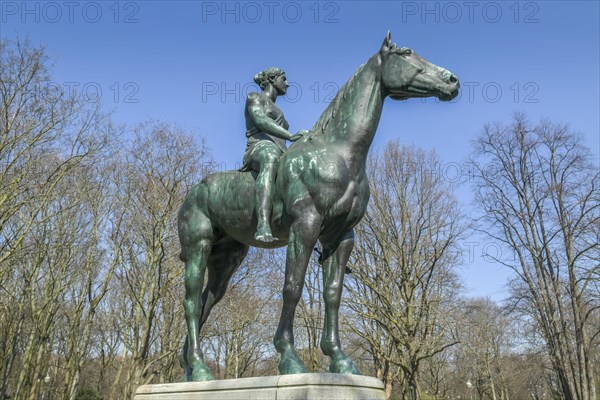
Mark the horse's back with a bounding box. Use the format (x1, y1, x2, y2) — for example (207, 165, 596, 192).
(204, 169, 256, 220)
(179, 170, 262, 244)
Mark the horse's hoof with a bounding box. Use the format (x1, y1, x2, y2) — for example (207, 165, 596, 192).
(330, 357, 361, 375)
(191, 364, 214, 381)
(255, 232, 278, 243)
(254, 222, 279, 243)
(180, 363, 193, 382)
(279, 351, 308, 375)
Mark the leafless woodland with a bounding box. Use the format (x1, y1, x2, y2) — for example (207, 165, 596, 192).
(1, 40, 598, 400)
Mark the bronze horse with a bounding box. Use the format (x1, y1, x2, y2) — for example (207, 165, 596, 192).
(178, 32, 459, 381)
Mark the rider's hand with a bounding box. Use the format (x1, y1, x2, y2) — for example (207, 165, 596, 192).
(290, 130, 308, 142)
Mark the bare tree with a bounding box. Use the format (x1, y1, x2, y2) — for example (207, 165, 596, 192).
(0, 39, 109, 267)
(4, 154, 113, 400)
(419, 348, 454, 400)
(456, 298, 514, 400)
(471, 113, 599, 400)
(109, 121, 209, 399)
(57, 152, 129, 400)
(346, 142, 465, 400)
(0, 39, 113, 400)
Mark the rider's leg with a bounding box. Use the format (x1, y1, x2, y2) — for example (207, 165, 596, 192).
(254, 146, 280, 243)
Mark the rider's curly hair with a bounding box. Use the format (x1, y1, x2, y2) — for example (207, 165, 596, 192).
(254, 67, 285, 90)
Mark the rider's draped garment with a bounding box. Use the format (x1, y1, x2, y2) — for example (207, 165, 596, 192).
(239, 92, 289, 172)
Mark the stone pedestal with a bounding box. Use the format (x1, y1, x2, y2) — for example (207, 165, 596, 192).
(134, 373, 386, 400)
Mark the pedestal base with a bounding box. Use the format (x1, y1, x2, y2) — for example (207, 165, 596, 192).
(134, 373, 386, 400)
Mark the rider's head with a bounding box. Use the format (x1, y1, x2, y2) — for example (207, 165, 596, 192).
(254, 67, 286, 91)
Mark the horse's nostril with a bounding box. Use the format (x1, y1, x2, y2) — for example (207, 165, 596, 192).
(449, 75, 458, 84)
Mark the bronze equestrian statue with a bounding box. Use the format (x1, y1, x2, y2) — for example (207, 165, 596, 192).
(178, 32, 460, 381)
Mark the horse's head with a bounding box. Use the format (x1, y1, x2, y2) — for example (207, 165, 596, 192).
(379, 32, 459, 102)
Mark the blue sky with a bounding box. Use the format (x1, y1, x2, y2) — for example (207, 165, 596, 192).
(2, 1, 599, 301)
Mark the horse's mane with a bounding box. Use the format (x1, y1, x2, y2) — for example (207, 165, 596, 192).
(309, 61, 367, 136)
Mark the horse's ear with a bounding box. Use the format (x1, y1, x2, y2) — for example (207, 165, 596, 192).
(380, 30, 392, 53)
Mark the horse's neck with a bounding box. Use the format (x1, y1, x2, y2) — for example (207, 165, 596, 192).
(316, 54, 384, 163)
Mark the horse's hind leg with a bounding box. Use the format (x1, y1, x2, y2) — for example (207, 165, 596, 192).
(180, 239, 248, 381)
(182, 239, 214, 381)
(199, 241, 249, 329)
(179, 202, 215, 381)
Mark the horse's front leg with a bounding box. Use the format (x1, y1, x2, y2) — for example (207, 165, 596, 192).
(320, 229, 361, 374)
(274, 210, 321, 374)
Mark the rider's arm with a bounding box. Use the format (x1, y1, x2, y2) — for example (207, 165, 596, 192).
(247, 99, 294, 141)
